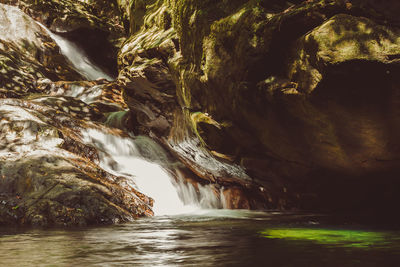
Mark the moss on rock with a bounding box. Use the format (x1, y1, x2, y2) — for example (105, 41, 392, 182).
(117, 0, 400, 213)
(289, 14, 400, 93)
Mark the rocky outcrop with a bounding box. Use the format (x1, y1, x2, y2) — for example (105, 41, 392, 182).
(0, 98, 153, 226)
(2, 0, 125, 76)
(117, 0, 400, 214)
(0, 4, 83, 98)
(288, 14, 400, 93)
(282, 13, 400, 174)
(0, 3, 153, 226)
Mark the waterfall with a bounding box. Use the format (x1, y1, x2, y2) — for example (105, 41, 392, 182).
(37, 19, 224, 215)
(36, 22, 113, 81)
(80, 128, 224, 215)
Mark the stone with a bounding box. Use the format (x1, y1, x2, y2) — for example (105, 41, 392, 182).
(0, 98, 153, 226)
(288, 14, 400, 93)
(2, 0, 124, 76)
(116, 0, 400, 214)
(0, 3, 83, 98)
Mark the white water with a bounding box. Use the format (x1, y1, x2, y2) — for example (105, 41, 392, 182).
(80, 128, 224, 215)
(35, 20, 224, 215)
(36, 22, 113, 81)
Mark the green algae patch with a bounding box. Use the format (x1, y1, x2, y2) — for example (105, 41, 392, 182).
(260, 228, 392, 248)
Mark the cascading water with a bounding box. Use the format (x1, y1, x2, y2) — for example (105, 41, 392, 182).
(80, 128, 185, 215)
(37, 19, 225, 215)
(36, 22, 113, 81)
(80, 128, 225, 215)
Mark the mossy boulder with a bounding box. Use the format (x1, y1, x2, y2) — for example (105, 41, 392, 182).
(289, 14, 400, 93)
(117, 0, 179, 136)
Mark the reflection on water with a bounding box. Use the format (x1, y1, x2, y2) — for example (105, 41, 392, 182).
(1, 211, 400, 266)
(260, 228, 391, 248)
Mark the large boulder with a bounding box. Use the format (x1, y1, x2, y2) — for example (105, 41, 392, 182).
(258, 13, 400, 212)
(289, 14, 400, 93)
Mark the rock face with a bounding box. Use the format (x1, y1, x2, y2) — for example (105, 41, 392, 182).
(284, 13, 400, 173)
(0, 99, 153, 226)
(0, 3, 153, 226)
(289, 14, 400, 93)
(0, 4, 83, 97)
(117, 0, 400, 215)
(2, 0, 124, 76)
(1, 0, 400, 225)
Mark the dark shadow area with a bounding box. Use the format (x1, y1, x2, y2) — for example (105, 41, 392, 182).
(299, 168, 400, 226)
(311, 60, 400, 157)
(298, 61, 400, 225)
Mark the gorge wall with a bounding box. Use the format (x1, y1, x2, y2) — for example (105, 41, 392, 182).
(1, 0, 400, 225)
(117, 0, 400, 216)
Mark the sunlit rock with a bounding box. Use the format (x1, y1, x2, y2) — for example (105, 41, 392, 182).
(0, 3, 83, 98)
(0, 99, 153, 226)
(288, 14, 400, 93)
(36, 79, 128, 116)
(3, 0, 124, 76)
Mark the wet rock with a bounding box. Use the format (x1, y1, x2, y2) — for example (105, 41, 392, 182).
(116, 1, 262, 206)
(0, 99, 153, 226)
(3, 0, 124, 76)
(36, 79, 128, 115)
(0, 3, 83, 98)
(117, 0, 316, 207)
(5, 0, 123, 34)
(119, 67, 178, 136)
(0, 153, 153, 226)
(222, 187, 250, 210)
(0, 3, 157, 226)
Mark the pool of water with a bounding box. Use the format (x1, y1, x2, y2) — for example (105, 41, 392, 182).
(1, 210, 399, 266)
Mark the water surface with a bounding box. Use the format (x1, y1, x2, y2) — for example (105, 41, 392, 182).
(1, 211, 399, 266)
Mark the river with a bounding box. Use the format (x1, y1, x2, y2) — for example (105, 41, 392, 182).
(1, 211, 400, 266)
